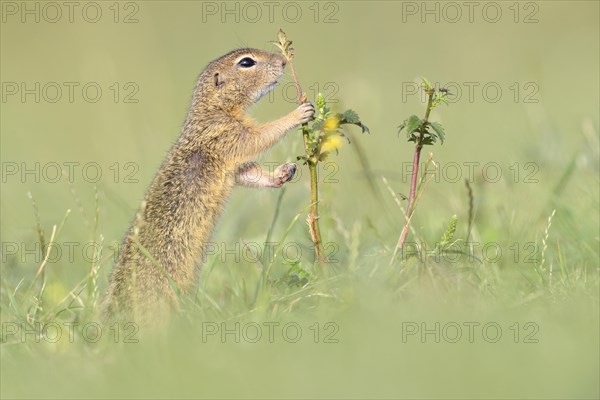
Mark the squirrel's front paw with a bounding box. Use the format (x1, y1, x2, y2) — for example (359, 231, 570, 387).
(273, 162, 297, 187)
(293, 102, 315, 125)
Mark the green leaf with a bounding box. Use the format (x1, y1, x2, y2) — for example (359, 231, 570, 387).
(356, 121, 370, 134)
(318, 152, 330, 161)
(397, 123, 406, 134)
(311, 119, 325, 132)
(275, 262, 315, 288)
(421, 77, 432, 90)
(406, 115, 421, 135)
(340, 109, 360, 124)
(338, 110, 370, 134)
(296, 155, 309, 165)
(421, 135, 436, 145)
(429, 121, 445, 144)
(272, 29, 294, 59)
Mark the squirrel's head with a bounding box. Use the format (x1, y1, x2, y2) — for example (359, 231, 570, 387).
(196, 48, 286, 112)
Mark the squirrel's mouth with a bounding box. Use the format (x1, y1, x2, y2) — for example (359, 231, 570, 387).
(256, 76, 280, 100)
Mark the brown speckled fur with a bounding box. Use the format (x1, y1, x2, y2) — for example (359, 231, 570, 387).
(103, 49, 314, 323)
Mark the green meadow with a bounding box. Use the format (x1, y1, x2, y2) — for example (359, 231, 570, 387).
(1, 1, 598, 399)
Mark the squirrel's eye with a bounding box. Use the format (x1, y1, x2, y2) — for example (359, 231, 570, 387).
(238, 57, 256, 68)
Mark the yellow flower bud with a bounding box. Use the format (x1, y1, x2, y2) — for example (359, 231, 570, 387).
(323, 114, 340, 133)
(320, 134, 344, 154)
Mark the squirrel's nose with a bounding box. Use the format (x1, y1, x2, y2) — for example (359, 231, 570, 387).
(281, 57, 287, 67)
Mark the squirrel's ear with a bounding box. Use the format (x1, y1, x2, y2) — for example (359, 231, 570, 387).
(214, 72, 224, 88)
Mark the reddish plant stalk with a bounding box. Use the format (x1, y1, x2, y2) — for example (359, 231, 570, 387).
(395, 88, 435, 252)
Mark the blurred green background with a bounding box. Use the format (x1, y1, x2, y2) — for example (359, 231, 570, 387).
(1, 1, 598, 399)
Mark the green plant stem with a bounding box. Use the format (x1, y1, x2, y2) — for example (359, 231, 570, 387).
(288, 59, 325, 264)
(395, 89, 435, 253)
(274, 30, 325, 264)
(288, 61, 303, 103)
(307, 158, 324, 262)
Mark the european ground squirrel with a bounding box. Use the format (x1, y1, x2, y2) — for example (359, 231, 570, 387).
(103, 48, 315, 321)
